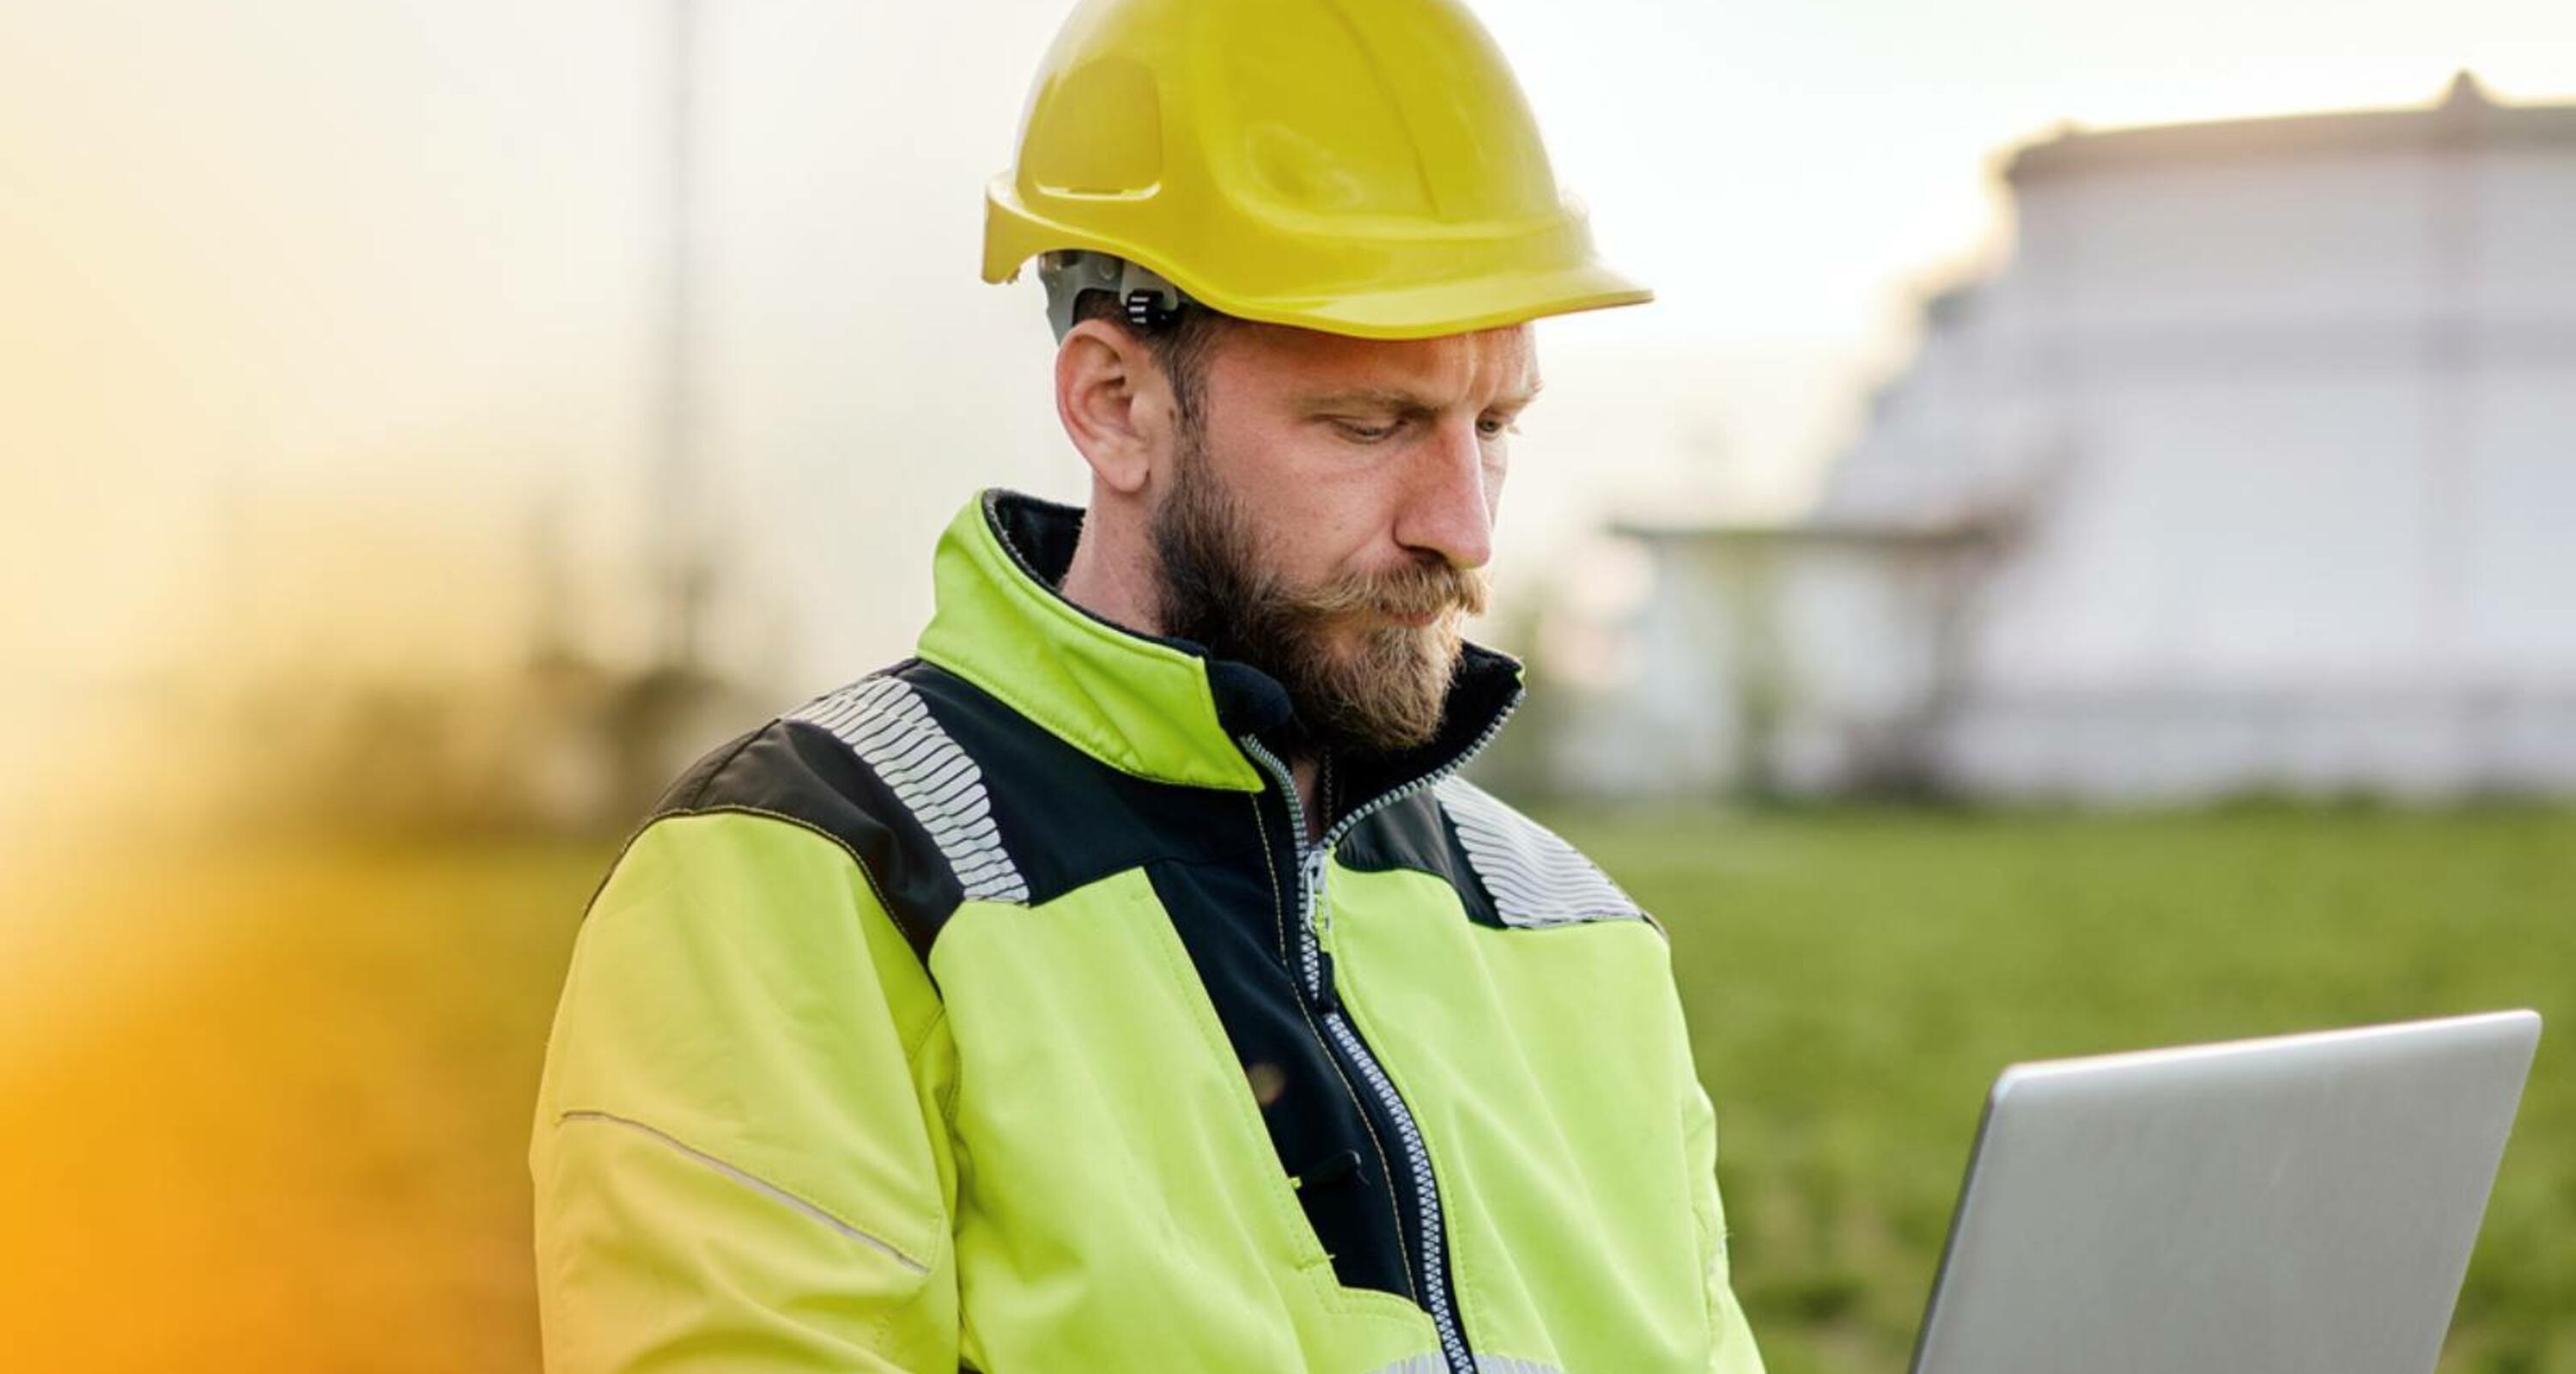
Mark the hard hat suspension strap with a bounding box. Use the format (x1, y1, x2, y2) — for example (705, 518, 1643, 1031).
(1038, 250, 1190, 344)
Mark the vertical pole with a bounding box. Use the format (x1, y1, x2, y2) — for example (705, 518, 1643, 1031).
(2423, 76, 2484, 787)
(655, 0, 706, 672)
(2423, 78, 2480, 687)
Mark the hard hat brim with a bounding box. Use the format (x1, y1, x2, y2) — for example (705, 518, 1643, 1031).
(1254, 261, 1656, 340)
(985, 185, 1652, 341)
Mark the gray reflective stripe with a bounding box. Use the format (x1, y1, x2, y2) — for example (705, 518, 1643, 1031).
(1359, 1358, 1567, 1374)
(556, 1110, 931, 1274)
(787, 674, 1030, 904)
(1434, 778, 1643, 927)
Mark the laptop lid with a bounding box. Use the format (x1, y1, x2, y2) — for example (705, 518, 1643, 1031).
(1908, 1010, 2541, 1374)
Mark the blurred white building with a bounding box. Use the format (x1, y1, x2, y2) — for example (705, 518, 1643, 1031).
(1568, 75, 2576, 801)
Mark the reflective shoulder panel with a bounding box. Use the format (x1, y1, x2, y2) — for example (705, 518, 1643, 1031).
(1432, 778, 1647, 929)
(1359, 1354, 1567, 1374)
(787, 672, 1030, 906)
(1477, 1358, 1571, 1374)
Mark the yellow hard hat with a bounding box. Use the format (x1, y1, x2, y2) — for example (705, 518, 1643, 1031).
(983, 0, 1651, 341)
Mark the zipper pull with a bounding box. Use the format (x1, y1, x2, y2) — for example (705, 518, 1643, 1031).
(1291, 1147, 1364, 1194)
(1303, 845, 1334, 957)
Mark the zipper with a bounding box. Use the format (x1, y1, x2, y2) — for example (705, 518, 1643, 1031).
(1236, 688, 1522, 1374)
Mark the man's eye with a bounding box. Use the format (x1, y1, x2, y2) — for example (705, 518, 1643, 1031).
(1477, 416, 1518, 438)
(1335, 419, 1399, 442)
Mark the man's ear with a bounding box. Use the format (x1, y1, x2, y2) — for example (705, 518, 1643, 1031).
(1055, 318, 1168, 497)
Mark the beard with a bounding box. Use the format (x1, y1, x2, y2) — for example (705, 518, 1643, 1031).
(1149, 419, 1489, 757)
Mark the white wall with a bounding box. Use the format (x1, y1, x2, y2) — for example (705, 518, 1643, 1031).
(1634, 100, 2576, 799)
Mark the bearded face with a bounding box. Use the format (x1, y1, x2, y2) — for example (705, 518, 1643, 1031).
(1150, 412, 1489, 757)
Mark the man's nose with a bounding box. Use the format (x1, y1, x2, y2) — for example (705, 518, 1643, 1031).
(1391, 418, 1495, 571)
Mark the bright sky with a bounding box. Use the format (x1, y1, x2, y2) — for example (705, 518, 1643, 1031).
(4, 0, 2574, 703)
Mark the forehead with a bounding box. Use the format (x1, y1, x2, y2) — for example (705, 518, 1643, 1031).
(1213, 319, 1540, 407)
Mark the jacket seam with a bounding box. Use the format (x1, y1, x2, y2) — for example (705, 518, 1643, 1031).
(1244, 793, 1294, 970)
(562, 719, 799, 933)
(1136, 879, 1338, 1268)
(625, 797, 962, 1241)
(918, 640, 1250, 793)
(1244, 793, 1419, 1305)
(901, 1002, 962, 1283)
(1337, 848, 1671, 943)
(1332, 952, 1498, 1356)
(1691, 1140, 1725, 1353)
(678, 722, 772, 812)
(903, 1004, 951, 1066)
(656, 802, 937, 964)
(1684, 1048, 1730, 1356)
(922, 495, 1261, 793)
(552, 1108, 933, 1274)
(1133, 863, 1425, 1335)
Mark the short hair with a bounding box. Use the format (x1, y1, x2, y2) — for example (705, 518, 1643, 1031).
(1069, 289, 1230, 429)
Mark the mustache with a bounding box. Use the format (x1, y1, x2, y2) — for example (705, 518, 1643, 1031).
(1283, 559, 1491, 623)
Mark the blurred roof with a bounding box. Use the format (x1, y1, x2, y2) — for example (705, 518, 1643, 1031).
(1611, 515, 2004, 550)
(2008, 71, 2576, 183)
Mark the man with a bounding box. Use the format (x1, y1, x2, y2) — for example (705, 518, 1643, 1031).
(529, 1, 1764, 1371)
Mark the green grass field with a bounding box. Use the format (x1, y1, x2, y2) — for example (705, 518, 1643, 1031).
(3, 806, 2566, 1371)
(1553, 804, 2576, 1374)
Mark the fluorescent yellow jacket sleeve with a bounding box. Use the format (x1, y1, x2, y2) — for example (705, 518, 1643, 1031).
(1686, 1067, 1767, 1374)
(528, 811, 961, 1373)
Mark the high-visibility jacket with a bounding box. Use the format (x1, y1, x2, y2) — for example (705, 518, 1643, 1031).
(529, 489, 1765, 1374)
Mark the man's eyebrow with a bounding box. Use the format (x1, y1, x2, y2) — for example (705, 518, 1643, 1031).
(1295, 381, 1545, 413)
(1296, 386, 1437, 416)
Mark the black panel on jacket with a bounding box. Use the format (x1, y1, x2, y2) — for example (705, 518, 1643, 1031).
(1144, 859, 1416, 1301)
(896, 659, 1420, 1299)
(645, 712, 967, 963)
(1333, 789, 1507, 930)
(894, 659, 1255, 903)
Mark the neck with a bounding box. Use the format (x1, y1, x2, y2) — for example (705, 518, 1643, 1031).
(1056, 496, 1165, 635)
(1291, 753, 1324, 845)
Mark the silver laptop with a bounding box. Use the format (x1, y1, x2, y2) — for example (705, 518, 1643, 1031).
(1908, 1010, 2541, 1374)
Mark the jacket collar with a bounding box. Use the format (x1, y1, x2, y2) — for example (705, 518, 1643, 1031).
(914, 489, 1526, 804)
